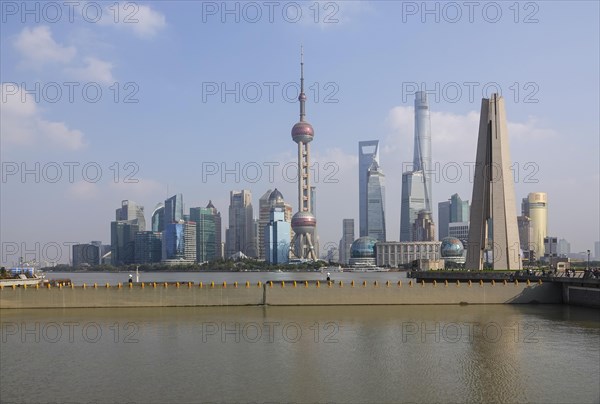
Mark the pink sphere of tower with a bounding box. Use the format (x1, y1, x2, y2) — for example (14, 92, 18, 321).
(291, 121, 314, 143)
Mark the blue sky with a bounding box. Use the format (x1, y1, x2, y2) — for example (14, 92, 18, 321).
(1, 1, 599, 265)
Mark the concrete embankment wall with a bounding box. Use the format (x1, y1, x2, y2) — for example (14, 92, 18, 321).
(563, 285, 600, 308)
(0, 280, 563, 309)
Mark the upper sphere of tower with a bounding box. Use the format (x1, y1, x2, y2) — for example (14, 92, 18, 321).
(291, 121, 314, 143)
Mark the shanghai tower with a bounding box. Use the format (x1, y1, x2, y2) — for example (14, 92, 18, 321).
(400, 91, 433, 241)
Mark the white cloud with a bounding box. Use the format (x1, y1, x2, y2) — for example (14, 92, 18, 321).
(1, 83, 86, 151)
(68, 181, 100, 200)
(65, 57, 115, 84)
(14, 26, 76, 66)
(99, 3, 166, 38)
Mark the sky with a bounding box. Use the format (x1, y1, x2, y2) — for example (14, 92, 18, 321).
(1, 0, 599, 266)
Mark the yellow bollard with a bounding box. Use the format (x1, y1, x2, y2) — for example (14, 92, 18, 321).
(433, 280, 437, 287)
(199, 282, 203, 288)
(118, 283, 122, 289)
(316, 281, 320, 288)
(339, 280, 343, 287)
(491, 280, 495, 286)
(293, 281, 297, 288)
(141, 282, 145, 288)
(386, 280, 390, 287)
(188, 282, 192, 288)
(47, 283, 52, 289)
(23, 284, 27, 289)
(258, 281, 262, 287)
(0, 284, 3, 290)
(153, 282, 157, 288)
(456, 280, 460, 286)
(105, 283, 110, 288)
(373, 280, 378, 287)
(164, 282, 168, 288)
(59, 283, 63, 289)
(468, 280, 472, 287)
(211, 282, 215, 288)
(398, 280, 402, 287)
(12, 285, 17, 290)
(246, 281, 250, 288)
(93, 283, 97, 289)
(538, 279, 542, 285)
(304, 281, 308, 288)
(503, 280, 507, 285)
(363, 281, 367, 287)
(444, 280, 448, 287)
(234, 282, 238, 288)
(36, 284, 39, 289)
(83, 283, 87, 289)
(176, 282, 180, 288)
(421, 280, 425, 287)
(328, 281, 332, 287)
(128, 282, 132, 288)
(269, 281, 273, 288)
(222, 281, 226, 288)
(479, 280, 484, 287)
(514, 279, 519, 286)
(281, 281, 285, 288)
(351, 280, 355, 287)
(526, 279, 530, 286)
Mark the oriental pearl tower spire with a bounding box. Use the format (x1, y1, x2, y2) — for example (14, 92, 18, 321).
(290, 46, 317, 260)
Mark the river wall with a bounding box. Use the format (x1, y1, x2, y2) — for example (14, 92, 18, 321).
(0, 280, 565, 309)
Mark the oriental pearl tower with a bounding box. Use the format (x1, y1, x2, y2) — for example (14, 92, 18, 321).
(290, 47, 317, 260)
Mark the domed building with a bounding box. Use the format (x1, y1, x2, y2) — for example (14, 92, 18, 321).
(440, 237, 465, 265)
(349, 236, 378, 267)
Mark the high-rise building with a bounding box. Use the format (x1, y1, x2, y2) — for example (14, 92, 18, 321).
(438, 194, 470, 239)
(358, 140, 380, 237)
(151, 203, 165, 232)
(164, 194, 184, 225)
(557, 238, 571, 256)
(289, 48, 317, 260)
(111, 219, 139, 266)
(413, 91, 433, 209)
(257, 189, 293, 260)
(448, 222, 469, 242)
(466, 94, 521, 270)
(594, 241, 600, 260)
(521, 192, 548, 259)
(400, 171, 427, 241)
(190, 201, 222, 263)
(412, 210, 436, 242)
(339, 219, 355, 265)
(162, 221, 196, 262)
(73, 243, 100, 266)
(225, 190, 255, 258)
(116, 200, 146, 231)
(366, 161, 386, 241)
(400, 92, 434, 242)
(265, 207, 291, 264)
(134, 231, 162, 264)
(544, 236, 558, 258)
(517, 216, 533, 260)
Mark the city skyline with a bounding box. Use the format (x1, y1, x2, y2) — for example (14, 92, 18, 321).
(2, 2, 599, 265)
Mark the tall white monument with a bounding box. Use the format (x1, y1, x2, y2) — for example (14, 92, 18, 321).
(466, 94, 521, 270)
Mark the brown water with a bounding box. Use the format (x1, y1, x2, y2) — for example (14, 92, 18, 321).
(1, 305, 598, 403)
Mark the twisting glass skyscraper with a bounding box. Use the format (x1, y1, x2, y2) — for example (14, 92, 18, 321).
(400, 91, 433, 241)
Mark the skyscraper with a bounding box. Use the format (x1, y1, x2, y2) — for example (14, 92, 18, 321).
(111, 219, 139, 266)
(162, 221, 196, 262)
(116, 200, 146, 231)
(412, 210, 436, 242)
(257, 189, 293, 260)
(225, 190, 255, 258)
(521, 192, 548, 259)
(438, 194, 470, 239)
(265, 207, 291, 264)
(190, 201, 222, 263)
(366, 161, 386, 241)
(289, 47, 317, 260)
(466, 94, 521, 270)
(164, 194, 184, 225)
(151, 203, 165, 232)
(339, 219, 355, 265)
(134, 231, 162, 264)
(400, 91, 434, 241)
(358, 140, 379, 237)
